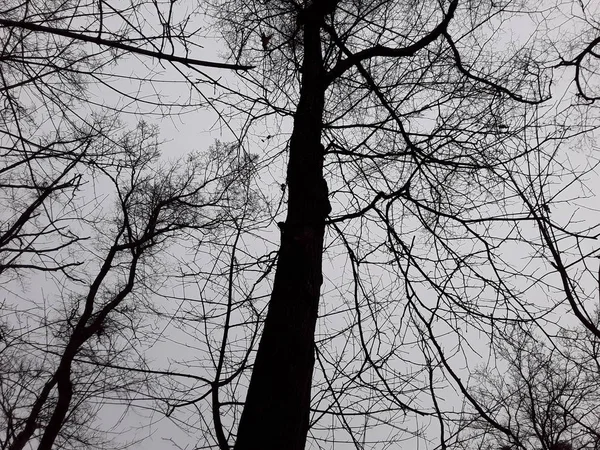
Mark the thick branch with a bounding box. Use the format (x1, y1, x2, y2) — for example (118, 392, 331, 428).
(326, 0, 459, 83)
(556, 35, 600, 102)
(0, 18, 253, 71)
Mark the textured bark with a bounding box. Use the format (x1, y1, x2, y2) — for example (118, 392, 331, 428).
(233, 8, 329, 450)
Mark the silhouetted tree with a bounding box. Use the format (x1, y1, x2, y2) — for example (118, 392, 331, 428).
(207, 1, 600, 449)
(456, 324, 600, 450)
(3, 1, 600, 450)
(1, 1, 256, 448)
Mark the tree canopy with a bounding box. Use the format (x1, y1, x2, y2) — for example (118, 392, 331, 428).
(1, 1, 600, 449)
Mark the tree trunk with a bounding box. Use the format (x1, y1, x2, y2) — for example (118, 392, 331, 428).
(233, 9, 328, 450)
(36, 359, 75, 450)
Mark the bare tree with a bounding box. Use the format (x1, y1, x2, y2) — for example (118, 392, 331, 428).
(0, 120, 259, 449)
(0, 0, 266, 449)
(203, 1, 600, 449)
(456, 324, 600, 450)
(1, 1, 259, 447)
(2, 1, 600, 450)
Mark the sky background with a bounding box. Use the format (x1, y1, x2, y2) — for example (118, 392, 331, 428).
(3, 1, 600, 449)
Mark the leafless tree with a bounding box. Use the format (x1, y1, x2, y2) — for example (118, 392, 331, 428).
(1, 1, 258, 448)
(202, 1, 600, 450)
(3, 1, 600, 450)
(455, 323, 600, 450)
(0, 121, 260, 449)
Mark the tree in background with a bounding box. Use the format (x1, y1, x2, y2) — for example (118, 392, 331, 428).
(0, 122, 259, 449)
(456, 323, 600, 450)
(0, 1, 259, 448)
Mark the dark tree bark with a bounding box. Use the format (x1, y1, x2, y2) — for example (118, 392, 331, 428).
(233, 6, 330, 450)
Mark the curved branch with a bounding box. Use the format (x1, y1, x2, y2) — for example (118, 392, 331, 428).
(325, 0, 459, 84)
(556, 35, 600, 102)
(443, 31, 547, 105)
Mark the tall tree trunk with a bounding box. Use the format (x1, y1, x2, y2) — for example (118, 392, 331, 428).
(233, 9, 329, 450)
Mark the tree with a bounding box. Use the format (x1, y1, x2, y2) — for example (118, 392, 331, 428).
(208, 1, 600, 449)
(456, 324, 600, 450)
(0, 122, 258, 449)
(1, 1, 258, 448)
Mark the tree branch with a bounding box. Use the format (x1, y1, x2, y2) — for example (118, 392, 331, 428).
(325, 0, 459, 83)
(0, 18, 254, 71)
